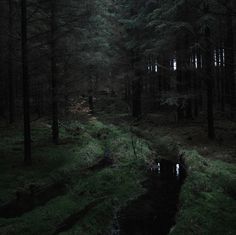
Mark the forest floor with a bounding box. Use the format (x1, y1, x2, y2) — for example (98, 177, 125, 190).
(0, 117, 152, 235)
(96, 96, 236, 235)
(0, 96, 235, 235)
(135, 117, 236, 235)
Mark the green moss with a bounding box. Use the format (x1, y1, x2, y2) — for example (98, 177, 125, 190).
(0, 195, 78, 235)
(170, 148, 236, 235)
(0, 119, 151, 235)
(132, 125, 236, 235)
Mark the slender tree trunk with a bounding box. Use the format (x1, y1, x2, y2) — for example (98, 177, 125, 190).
(220, 43, 225, 112)
(196, 47, 201, 112)
(176, 51, 184, 120)
(192, 48, 199, 117)
(196, 46, 203, 112)
(204, 22, 215, 139)
(225, 4, 235, 118)
(88, 95, 94, 114)
(132, 77, 142, 119)
(185, 65, 193, 119)
(21, 0, 31, 165)
(215, 47, 220, 104)
(8, 0, 14, 123)
(50, 0, 59, 144)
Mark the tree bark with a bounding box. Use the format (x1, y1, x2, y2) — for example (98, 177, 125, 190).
(225, 3, 235, 118)
(50, 0, 59, 144)
(204, 21, 215, 139)
(219, 43, 225, 112)
(132, 77, 142, 119)
(88, 95, 94, 114)
(8, 0, 14, 123)
(21, 0, 31, 165)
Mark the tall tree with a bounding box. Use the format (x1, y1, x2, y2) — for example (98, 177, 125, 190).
(21, 0, 31, 164)
(225, 0, 235, 118)
(50, 0, 59, 144)
(203, 2, 215, 139)
(204, 24, 215, 139)
(8, 0, 14, 123)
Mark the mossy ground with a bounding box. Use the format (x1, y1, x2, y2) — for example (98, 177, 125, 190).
(172, 151, 236, 235)
(95, 96, 236, 235)
(1, 94, 236, 235)
(0, 118, 151, 235)
(133, 116, 236, 235)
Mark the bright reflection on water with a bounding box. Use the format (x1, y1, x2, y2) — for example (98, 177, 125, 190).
(176, 163, 180, 177)
(153, 162, 181, 178)
(112, 159, 186, 235)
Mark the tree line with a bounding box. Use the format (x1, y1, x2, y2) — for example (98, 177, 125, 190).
(121, 0, 235, 140)
(0, 0, 235, 164)
(0, 0, 123, 164)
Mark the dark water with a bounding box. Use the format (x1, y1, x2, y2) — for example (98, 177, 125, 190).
(116, 159, 186, 235)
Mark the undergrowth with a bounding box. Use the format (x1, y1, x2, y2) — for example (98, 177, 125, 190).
(0, 119, 151, 235)
(151, 137, 236, 235)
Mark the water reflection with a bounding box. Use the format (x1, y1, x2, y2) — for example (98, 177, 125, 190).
(109, 158, 186, 235)
(154, 160, 185, 181)
(176, 163, 180, 177)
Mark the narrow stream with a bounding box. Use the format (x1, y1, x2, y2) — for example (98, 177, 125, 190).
(111, 159, 186, 235)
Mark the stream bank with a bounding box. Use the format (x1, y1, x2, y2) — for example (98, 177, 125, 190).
(110, 159, 186, 235)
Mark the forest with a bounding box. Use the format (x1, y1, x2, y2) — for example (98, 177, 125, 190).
(0, 0, 235, 234)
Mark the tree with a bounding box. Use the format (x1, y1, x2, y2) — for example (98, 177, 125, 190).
(21, 0, 32, 165)
(224, 0, 235, 118)
(120, 0, 235, 138)
(50, 0, 59, 144)
(8, 0, 14, 123)
(204, 3, 215, 139)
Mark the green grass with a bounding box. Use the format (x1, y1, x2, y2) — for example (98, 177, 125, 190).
(153, 142, 236, 235)
(132, 124, 236, 235)
(132, 121, 236, 234)
(0, 119, 151, 235)
(171, 151, 236, 235)
(0, 122, 86, 203)
(1, 115, 235, 235)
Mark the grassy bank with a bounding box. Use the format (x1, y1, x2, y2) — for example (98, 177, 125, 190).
(0, 119, 151, 235)
(97, 96, 236, 235)
(137, 125, 236, 235)
(1, 108, 235, 235)
(172, 148, 236, 235)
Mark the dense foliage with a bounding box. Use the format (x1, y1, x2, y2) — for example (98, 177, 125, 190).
(0, 1, 235, 234)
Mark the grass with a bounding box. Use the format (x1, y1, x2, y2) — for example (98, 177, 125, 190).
(0, 118, 151, 235)
(144, 132, 236, 235)
(108, 109, 236, 235)
(96, 96, 236, 235)
(97, 97, 236, 235)
(171, 148, 236, 235)
(1, 99, 236, 235)
(0, 121, 86, 203)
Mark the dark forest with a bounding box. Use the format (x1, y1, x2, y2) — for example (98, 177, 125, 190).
(0, 0, 235, 234)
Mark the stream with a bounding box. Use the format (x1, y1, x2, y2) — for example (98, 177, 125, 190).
(110, 159, 186, 235)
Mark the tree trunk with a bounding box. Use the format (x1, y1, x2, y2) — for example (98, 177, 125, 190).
(132, 78, 142, 119)
(192, 48, 199, 117)
(219, 44, 225, 112)
(21, 0, 31, 165)
(88, 95, 94, 114)
(196, 46, 203, 112)
(176, 52, 184, 120)
(8, 0, 14, 123)
(225, 4, 235, 118)
(204, 21, 215, 139)
(50, 0, 59, 144)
